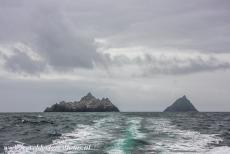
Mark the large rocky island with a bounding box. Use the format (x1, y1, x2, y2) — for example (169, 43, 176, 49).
(44, 93, 119, 112)
(164, 95, 198, 112)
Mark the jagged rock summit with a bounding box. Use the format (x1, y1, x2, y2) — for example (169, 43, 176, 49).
(44, 92, 119, 112)
(164, 95, 198, 112)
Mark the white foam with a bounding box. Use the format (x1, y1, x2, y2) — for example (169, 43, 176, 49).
(207, 146, 230, 154)
(145, 118, 225, 154)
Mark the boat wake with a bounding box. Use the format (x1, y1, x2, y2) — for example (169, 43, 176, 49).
(4, 115, 230, 154)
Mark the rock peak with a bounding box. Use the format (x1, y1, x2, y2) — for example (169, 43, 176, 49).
(164, 96, 198, 112)
(86, 92, 93, 98)
(182, 95, 187, 99)
(80, 92, 95, 101)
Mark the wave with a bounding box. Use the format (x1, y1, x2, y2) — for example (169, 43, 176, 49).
(20, 119, 54, 125)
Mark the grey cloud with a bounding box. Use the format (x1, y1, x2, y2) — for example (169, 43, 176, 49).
(0, 0, 102, 71)
(107, 53, 230, 76)
(144, 56, 230, 75)
(1, 0, 230, 51)
(33, 12, 99, 70)
(3, 49, 45, 74)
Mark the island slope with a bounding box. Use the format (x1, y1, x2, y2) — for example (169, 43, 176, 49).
(44, 93, 119, 112)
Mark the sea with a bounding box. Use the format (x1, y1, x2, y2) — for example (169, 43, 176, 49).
(0, 112, 230, 154)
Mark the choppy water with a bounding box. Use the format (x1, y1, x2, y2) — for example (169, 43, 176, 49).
(0, 112, 230, 154)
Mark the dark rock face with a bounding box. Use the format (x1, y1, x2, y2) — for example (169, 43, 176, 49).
(164, 96, 198, 112)
(44, 93, 119, 112)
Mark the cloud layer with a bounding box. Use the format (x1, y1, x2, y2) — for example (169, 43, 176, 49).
(0, 0, 230, 78)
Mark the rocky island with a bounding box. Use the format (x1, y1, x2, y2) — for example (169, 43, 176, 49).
(44, 93, 119, 112)
(164, 95, 198, 112)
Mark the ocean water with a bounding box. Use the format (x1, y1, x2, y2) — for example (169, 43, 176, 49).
(0, 112, 230, 154)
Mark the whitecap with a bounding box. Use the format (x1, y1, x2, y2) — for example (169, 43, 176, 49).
(37, 115, 44, 118)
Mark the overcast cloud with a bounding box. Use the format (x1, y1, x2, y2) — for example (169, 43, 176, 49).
(0, 0, 230, 111)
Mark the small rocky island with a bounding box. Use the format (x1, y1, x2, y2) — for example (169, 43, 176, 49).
(164, 95, 198, 112)
(44, 93, 119, 112)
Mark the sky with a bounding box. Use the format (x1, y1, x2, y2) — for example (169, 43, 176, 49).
(0, 0, 230, 112)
